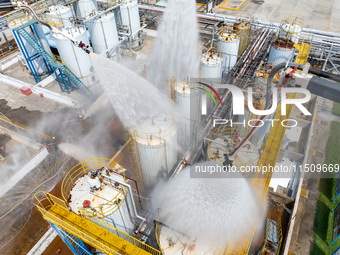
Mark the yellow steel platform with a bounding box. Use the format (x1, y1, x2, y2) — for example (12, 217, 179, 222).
(34, 191, 160, 255)
(226, 93, 297, 254)
(294, 43, 311, 65)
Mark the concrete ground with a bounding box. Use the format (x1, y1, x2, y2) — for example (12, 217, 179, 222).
(214, 0, 340, 33)
(287, 97, 336, 254)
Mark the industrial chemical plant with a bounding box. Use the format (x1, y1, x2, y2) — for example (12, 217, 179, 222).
(0, 0, 340, 254)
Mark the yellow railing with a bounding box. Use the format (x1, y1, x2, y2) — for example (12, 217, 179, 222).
(127, 121, 175, 146)
(260, 217, 283, 255)
(32, 191, 161, 255)
(125, 131, 144, 189)
(260, 217, 272, 254)
(61, 158, 126, 218)
(4, 0, 62, 28)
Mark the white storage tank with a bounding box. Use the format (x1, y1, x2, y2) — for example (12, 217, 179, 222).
(174, 80, 201, 122)
(52, 26, 93, 77)
(200, 51, 223, 82)
(87, 12, 119, 55)
(62, 159, 137, 233)
(120, 0, 141, 38)
(133, 116, 177, 190)
(47, 5, 73, 28)
(217, 32, 239, 75)
(76, 0, 97, 19)
(174, 80, 201, 148)
(267, 39, 295, 66)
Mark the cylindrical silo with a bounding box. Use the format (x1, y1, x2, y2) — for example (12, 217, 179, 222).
(267, 39, 295, 66)
(174, 80, 201, 148)
(62, 159, 138, 234)
(200, 51, 223, 82)
(87, 12, 119, 55)
(217, 32, 239, 75)
(120, 0, 141, 39)
(52, 26, 93, 77)
(47, 5, 73, 28)
(133, 116, 177, 189)
(233, 21, 250, 57)
(76, 0, 97, 19)
(280, 23, 302, 44)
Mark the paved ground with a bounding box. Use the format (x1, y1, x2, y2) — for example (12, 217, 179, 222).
(214, 0, 340, 33)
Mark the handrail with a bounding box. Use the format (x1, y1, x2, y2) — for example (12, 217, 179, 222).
(32, 191, 161, 255)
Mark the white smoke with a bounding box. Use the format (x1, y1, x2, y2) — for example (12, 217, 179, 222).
(147, 0, 200, 92)
(152, 163, 264, 249)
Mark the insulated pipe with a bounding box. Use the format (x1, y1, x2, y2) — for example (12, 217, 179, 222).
(231, 62, 340, 157)
(265, 62, 340, 110)
(102, 173, 146, 223)
(0, 2, 91, 54)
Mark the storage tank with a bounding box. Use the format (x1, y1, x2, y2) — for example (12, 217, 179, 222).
(61, 158, 138, 233)
(47, 5, 73, 28)
(52, 26, 93, 77)
(120, 0, 141, 39)
(217, 32, 239, 75)
(200, 51, 223, 82)
(87, 12, 119, 55)
(131, 115, 177, 189)
(233, 21, 250, 57)
(267, 39, 295, 66)
(76, 0, 97, 19)
(174, 80, 201, 148)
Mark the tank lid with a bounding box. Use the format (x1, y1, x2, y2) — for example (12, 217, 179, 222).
(233, 20, 250, 30)
(68, 172, 125, 217)
(281, 23, 302, 33)
(120, 0, 138, 7)
(53, 26, 86, 38)
(48, 4, 71, 15)
(201, 52, 222, 65)
(218, 32, 239, 42)
(272, 38, 294, 49)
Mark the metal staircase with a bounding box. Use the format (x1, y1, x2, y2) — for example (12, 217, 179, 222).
(294, 34, 313, 65)
(12, 20, 92, 97)
(50, 223, 93, 255)
(125, 130, 145, 189)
